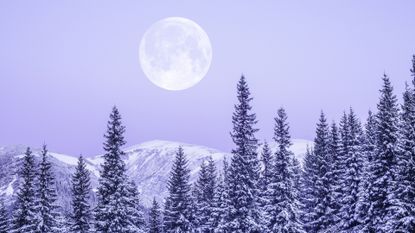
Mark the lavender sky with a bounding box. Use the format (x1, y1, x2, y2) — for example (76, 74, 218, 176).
(0, 1, 414, 155)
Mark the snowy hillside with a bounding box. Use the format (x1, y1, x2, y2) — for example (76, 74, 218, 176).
(0, 139, 312, 211)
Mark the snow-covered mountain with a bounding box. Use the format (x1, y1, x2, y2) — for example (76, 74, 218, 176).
(0, 139, 312, 212)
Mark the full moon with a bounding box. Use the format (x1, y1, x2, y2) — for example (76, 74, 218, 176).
(139, 17, 212, 91)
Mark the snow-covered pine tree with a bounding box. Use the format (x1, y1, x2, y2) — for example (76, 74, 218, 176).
(355, 110, 378, 232)
(308, 112, 332, 232)
(259, 141, 273, 201)
(325, 121, 342, 229)
(125, 181, 146, 233)
(95, 106, 130, 232)
(11, 147, 37, 233)
(291, 156, 302, 217)
(211, 159, 229, 233)
(148, 198, 162, 233)
(387, 60, 415, 232)
(70, 155, 92, 233)
(263, 107, 304, 233)
(163, 146, 194, 233)
(339, 108, 365, 231)
(369, 74, 400, 232)
(194, 158, 216, 232)
(35, 144, 59, 233)
(223, 75, 264, 232)
(299, 146, 318, 232)
(0, 197, 8, 233)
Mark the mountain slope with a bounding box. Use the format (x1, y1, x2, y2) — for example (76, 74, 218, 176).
(0, 139, 312, 211)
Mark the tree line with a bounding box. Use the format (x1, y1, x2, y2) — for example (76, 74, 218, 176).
(1, 56, 415, 232)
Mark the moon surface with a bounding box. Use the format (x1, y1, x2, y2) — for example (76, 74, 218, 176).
(139, 17, 212, 91)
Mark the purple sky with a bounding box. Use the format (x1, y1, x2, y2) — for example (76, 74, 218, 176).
(1, 1, 415, 155)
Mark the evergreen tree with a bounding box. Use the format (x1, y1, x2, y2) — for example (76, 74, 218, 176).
(148, 198, 162, 233)
(300, 146, 318, 232)
(70, 156, 92, 233)
(325, 121, 342, 228)
(125, 181, 146, 233)
(308, 112, 332, 232)
(356, 110, 377, 232)
(223, 75, 263, 232)
(387, 59, 415, 232)
(263, 108, 304, 232)
(339, 108, 365, 230)
(194, 158, 216, 232)
(259, 141, 273, 194)
(35, 144, 59, 233)
(163, 146, 194, 233)
(0, 197, 8, 233)
(211, 159, 229, 233)
(95, 106, 131, 232)
(367, 74, 400, 232)
(11, 147, 37, 233)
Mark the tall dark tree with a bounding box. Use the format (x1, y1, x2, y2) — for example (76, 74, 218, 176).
(148, 198, 162, 233)
(223, 75, 264, 232)
(366, 74, 400, 232)
(35, 144, 59, 233)
(308, 112, 332, 232)
(387, 57, 415, 232)
(11, 147, 37, 233)
(339, 109, 364, 230)
(0, 197, 8, 233)
(70, 156, 93, 233)
(163, 147, 194, 233)
(264, 108, 304, 232)
(95, 106, 131, 232)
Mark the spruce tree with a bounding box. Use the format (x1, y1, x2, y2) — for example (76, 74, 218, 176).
(35, 144, 59, 233)
(339, 108, 364, 230)
(211, 159, 229, 233)
(11, 147, 37, 233)
(259, 141, 273, 194)
(309, 112, 332, 232)
(194, 158, 216, 232)
(95, 106, 130, 232)
(71, 156, 92, 233)
(148, 198, 162, 233)
(0, 197, 8, 233)
(300, 146, 318, 232)
(163, 146, 194, 233)
(387, 60, 415, 232)
(223, 75, 263, 232)
(125, 181, 146, 233)
(368, 74, 400, 232)
(355, 110, 377, 232)
(264, 108, 304, 232)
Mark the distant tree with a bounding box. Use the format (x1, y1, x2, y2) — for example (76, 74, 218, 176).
(300, 146, 318, 232)
(259, 141, 273, 195)
(35, 144, 60, 233)
(11, 147, 37, 233)
(0, 197, 9, 233)
(210, 159, 229, 232)
(263, 108, 304, 232)
(148, 198, 162, 233)
(163, 147, 194, 233)
(223, 75, 264, 232)
(70, 156, 92, 233)
(95, 106, 131, 232)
